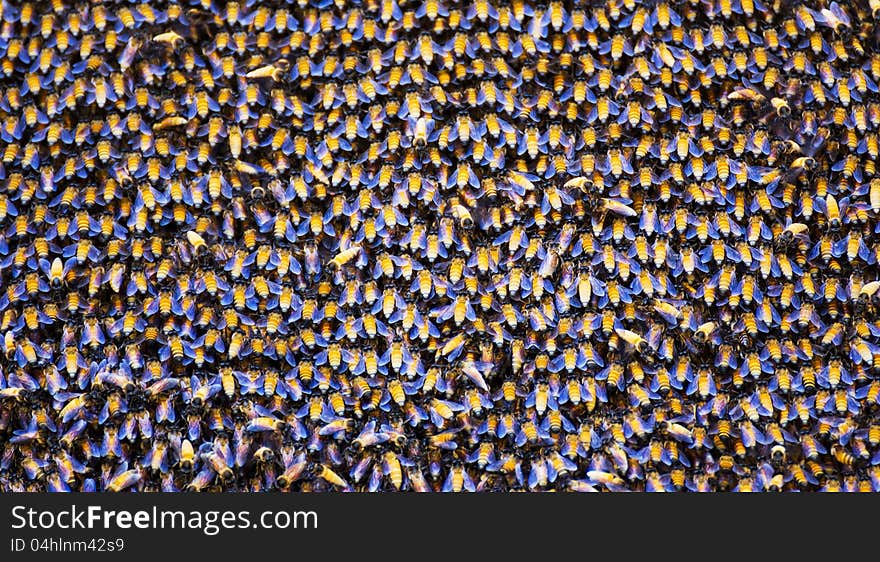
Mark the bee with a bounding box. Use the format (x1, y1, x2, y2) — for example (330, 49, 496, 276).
(106, 469, 141, 492)
(442, 463, 476, 493)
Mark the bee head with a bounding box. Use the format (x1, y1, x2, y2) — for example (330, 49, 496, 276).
(302, 462, 319, 480)
(275, 474, 290, 489)
(346, 440, 363, 456)
(771, 445, 786, 464)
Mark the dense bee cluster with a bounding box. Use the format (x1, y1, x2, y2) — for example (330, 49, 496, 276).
(2, 0, 880, 493)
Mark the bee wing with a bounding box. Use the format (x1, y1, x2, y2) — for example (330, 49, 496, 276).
(602, 198, 637, 217)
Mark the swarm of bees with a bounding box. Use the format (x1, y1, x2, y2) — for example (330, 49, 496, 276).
(2, 0, 880, 492)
